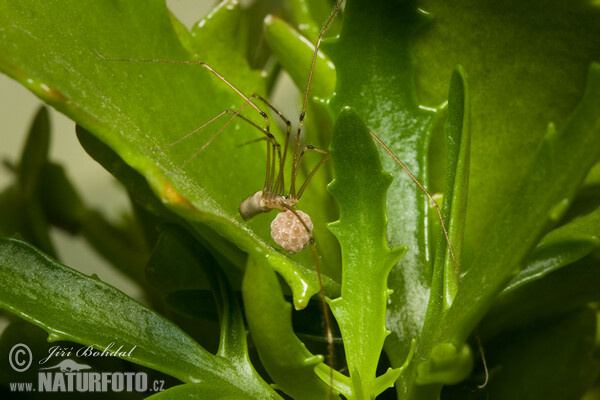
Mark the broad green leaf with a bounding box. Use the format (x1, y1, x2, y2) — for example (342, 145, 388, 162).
(414, 0, 600, 268)
(243, 253, 343, 399)
(328, 108, 406, 399)
(0, 237, 277, 398)
(0, 0, 333, 309)
(438, 63, 600, 346)
(0, 236, 214, 383)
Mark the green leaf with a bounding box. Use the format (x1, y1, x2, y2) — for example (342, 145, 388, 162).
(0, 237, 278, 398)
(438, 63, 600, 346)
(427, 66, 471, 317)
(412, 67, 473, 389)
(414, 0, 600, 268)
(0, 0, 333, 309)
(0, 236, 212, 382)
(264, 14, 336, 100)
(243, 252, 343, 399)
(327, 108, 406, 399)
(324, 0, 439, 372)
(438, 66, 470, 306)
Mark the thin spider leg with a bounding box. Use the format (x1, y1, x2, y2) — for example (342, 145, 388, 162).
(248, 94, 292, 197)
(175, 99, 277, 172)
(289, 6, 344, 395)
(250, 93, 292, 126)
(290, 0, 343, 204)
(280, 204, 334, 387)
(294, 145, 330, 200)
(265, 141, 281, 197)
(237, 136, 270, 147)
(273, 112, 290, 196)
(94, 50, 272, 132)
(265, 136, 272, 194)
(475, 327, 489, 389)
(369, 130, 461, 279)
(298, 0, 345, 130)
(157, 107, 269, 153)
(272, 120, 289, 196)
(290, 125, 304, 197)
(236, 136, 284, 191)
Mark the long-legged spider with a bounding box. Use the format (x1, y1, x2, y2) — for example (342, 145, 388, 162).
(96, 0, 463, 395)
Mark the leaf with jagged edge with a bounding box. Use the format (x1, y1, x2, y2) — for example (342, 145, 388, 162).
(323, 1, 439, 372)
(272, 0, 600, 375)
(327, 108, 407, 399)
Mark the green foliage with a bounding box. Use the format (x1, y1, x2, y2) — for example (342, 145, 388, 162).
(1, 0, 600, 399)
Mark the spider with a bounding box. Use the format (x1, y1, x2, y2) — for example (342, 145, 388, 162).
(96, 0, 463, 396)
